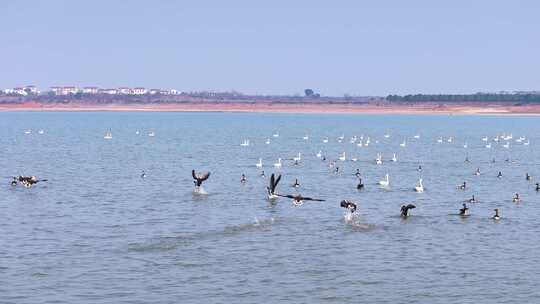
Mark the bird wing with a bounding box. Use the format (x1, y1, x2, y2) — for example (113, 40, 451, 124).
(270, 174, 275, 188)
(274, 174, 281, 187)
(192, 170, 197, 180)
(303, 197, 325, 202)
(407, 204, 416, 209)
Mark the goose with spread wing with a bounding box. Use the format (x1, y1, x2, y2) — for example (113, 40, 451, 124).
(192, 170, 210, 194)
(267, 173, 282, 200)
(277, 193, 325, 206)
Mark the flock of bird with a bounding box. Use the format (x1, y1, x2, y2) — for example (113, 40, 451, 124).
(12, 129, 537, 224)
(189, 131, 535, 222)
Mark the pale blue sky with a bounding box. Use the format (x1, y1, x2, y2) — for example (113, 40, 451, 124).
(1, 0, 539, 96)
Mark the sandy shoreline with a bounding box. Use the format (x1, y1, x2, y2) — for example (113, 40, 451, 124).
(0, 102, 539, 115)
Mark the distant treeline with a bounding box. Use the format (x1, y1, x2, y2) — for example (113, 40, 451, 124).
(0, 93, 381, 105)
(386, 93, 540, 103)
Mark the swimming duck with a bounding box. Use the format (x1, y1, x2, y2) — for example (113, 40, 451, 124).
(468, 195, 477, 203)
(240, 174, 247, 183)
(459, 203, 470, 216)
(357, 178, 364, 190)
(492, 208, 501, 220)
(512, 193, 520, 203)
(458, 181, 467, 190)
(292, 178, 300, 188)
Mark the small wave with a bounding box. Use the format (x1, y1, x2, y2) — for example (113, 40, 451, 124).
(222, 217, 275, 235)
(129, 217, 276, 252)
(344, 212, 376, 231)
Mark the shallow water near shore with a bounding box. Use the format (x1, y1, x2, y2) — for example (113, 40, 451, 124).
(1, 112, 540, 303)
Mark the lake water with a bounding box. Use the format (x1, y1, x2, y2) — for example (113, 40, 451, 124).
(1, 112, 540, 304)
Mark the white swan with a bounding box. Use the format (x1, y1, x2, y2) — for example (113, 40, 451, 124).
(400, 140, 406, 147)
(339, 152, 346, 161)
(463, 142, 468, 148)
(376, 153, 382, 165)
(524, 140, 530, 146)
(485, 143, 491, 149)
(503, 142, 510, 149)
(256, 158, 263, 168)
(104, 131, 113, 140)
(240, 139, 250, 146)
(482, 136, 488, 142)
(415, 178, 424, 193)
(148, 131, 155, 137)
(25, 129, 32, 134)
(273, 132, 279, 138)
(323, 137, 329, 143)
(379, 174, 389, 187)
(391, 153, 397, 162)
(293, 152, 302, 162)
(437, 137, 443, 143)
(274, 158, 282, 168)
(265, 138, 271, 145)
(38, 129, 44, 135)
(303, 134, 309, 140)
(316, 150, 322, 158)
(447, 137, 453, 143)
(414, 134, 420, 139)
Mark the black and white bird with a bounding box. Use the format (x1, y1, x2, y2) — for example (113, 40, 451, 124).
(459, 203, 470, 216)
(492, 208, 501, 220)
(192, 170, 210, 194)
(267, 173, 281, 200)
(357, 178, 364, 190)
(400, 204, 416, 217)
(13, 176, 47, 188)
(292, 178, 300, 188)
(340, 200, 357, 213)
(277, 193, 325, 206)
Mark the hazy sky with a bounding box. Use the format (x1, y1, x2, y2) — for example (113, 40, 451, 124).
(1, 0, 539, 96)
